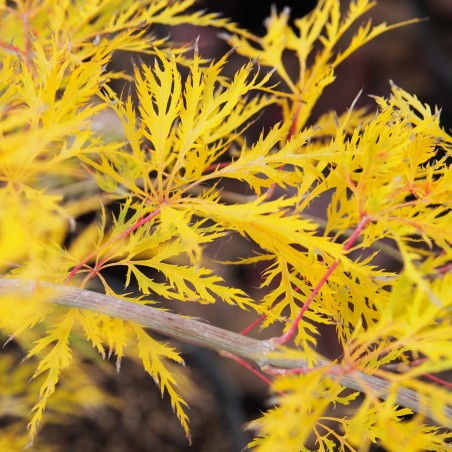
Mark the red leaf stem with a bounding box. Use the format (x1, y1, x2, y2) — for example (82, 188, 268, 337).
(221, 351, 276, 389)
(272, 215, 371, 346)
(65, 206, 161, 284)
(119, 206, 161, 239)
(240, 313, 267, 335)
(202, 161, 232, 174)
(288, 101, 303, 140)
(423, 373, 452, 388)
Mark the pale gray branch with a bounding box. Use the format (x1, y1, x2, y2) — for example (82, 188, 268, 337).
(1, 278, 451, 429)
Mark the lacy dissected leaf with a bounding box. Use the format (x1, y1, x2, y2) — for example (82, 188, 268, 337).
(223, 0, 418, 131)
(64, 199, 255, 308)
(25, 309, 77, 440)
(132, 325, 190, 440)
(187, 196, 342, 259)
(0, 0, 247, 62)
(316, 84, 452, 288)
(258, 256, 328, 351)
(0, 39, 116, 276)
(87, 48, 276, 200)
(251, 373, 452, 451)
(324, 267, 390, 345)
(199, 121, 325, 195)
(182, 196, 388, 348)
(248, 370, 358, 451)
(345, 261, 452, 374)
(258, 252, 391, 350)
(344, 397, 452, 451)
(137, 48, 275, 193)
(124, 254, 254, 308)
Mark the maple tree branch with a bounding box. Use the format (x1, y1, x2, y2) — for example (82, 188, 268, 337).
(1, 277, 451, 429)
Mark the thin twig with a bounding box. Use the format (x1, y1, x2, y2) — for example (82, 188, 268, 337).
(272, 216, 371, 346)
(1, 278, 451, 429)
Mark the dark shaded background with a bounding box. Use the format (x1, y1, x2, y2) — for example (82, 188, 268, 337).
(34, 1, 452, 451)
(204, 0, 452, 128)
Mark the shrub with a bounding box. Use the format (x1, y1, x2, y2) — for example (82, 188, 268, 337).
(0, 0, 451, 450)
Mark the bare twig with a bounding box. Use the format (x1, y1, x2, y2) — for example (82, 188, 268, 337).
(1, 277, 451, 429)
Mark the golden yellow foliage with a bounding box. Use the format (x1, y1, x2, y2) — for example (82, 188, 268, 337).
(0, 0, 451, 450)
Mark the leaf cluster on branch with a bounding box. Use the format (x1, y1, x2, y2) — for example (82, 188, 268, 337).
(0, 0, 451, 450)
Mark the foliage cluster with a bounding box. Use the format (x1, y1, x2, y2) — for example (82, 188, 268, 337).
(0, 0, 451, 450)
